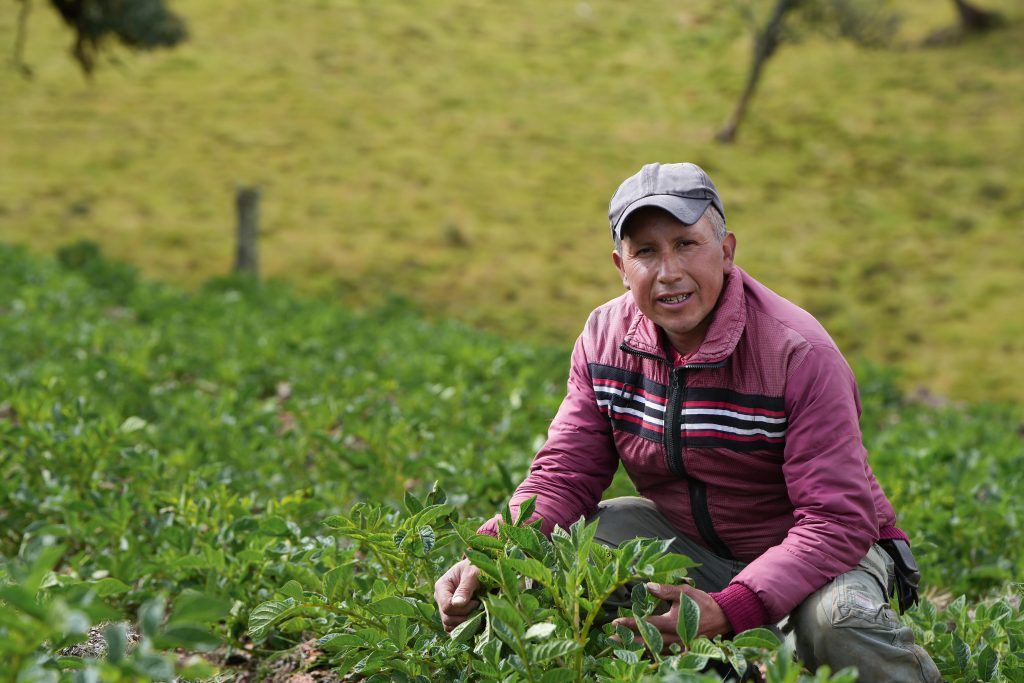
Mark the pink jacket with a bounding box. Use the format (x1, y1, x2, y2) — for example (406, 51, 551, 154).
(478, 266, 906, 632)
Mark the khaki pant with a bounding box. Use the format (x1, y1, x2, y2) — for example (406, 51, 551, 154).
(590, 497, 941, 681)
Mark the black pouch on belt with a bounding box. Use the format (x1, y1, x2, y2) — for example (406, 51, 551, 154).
(878, 538, 921, 614)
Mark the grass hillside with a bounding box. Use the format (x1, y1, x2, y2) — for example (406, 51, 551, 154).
(1, 0, 1022, 401)
(1, 244, 1022, 679)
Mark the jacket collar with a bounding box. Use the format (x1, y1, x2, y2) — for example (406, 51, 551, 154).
(620, 266, 747, 366)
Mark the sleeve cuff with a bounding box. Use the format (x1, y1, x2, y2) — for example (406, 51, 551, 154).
(710, 582, 769, 634)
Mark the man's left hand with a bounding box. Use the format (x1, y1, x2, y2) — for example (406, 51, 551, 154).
(612, 582, 731, 647)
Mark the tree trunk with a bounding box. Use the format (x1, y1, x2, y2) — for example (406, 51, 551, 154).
(13, 0, 33, 77)
(953, 0, 999, 32)
(716, 0, 799, 144)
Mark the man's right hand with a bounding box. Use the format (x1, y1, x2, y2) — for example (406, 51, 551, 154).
(434, 558, 481, 632)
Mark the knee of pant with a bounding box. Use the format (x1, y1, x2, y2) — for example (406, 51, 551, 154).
(592, 496, 653, 517)
(789, 589, 833, 667)
(589, 497, 658, 548)
(790, 576, 940, 681)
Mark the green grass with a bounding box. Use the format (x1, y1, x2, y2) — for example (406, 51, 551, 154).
(1, 0, 1023, 401)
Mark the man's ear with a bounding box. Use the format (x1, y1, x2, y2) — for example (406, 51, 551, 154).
(611, 249, 630, 289)
(721, 232, 736, 274)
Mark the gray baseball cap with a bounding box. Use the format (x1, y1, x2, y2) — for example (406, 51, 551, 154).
(608, 162, 725, 241)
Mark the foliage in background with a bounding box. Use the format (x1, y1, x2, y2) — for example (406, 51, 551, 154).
(1, 243, 1022, 680)
(2, 0, 1022, 400)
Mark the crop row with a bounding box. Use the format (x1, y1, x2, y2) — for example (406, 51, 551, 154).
(1, 242, 1021, 680)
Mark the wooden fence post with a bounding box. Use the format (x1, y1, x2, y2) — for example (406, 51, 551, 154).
(234, 186, 260, 277)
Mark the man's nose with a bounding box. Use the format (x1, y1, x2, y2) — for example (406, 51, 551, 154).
(657, 255, 684, 282)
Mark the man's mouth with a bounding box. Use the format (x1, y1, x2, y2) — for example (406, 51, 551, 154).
(658, 293, 692, 304)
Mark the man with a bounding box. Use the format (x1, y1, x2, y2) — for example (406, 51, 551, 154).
(434, 162, 940, 679)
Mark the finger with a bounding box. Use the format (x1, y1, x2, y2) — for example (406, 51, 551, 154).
(646, 582, 684, 599)
(612, 617, 637, 630)
(644, 613, 679, 632)
(680, 584, 702, 598)
(445, 598, 479, 617)
(441, 613, 469, 632)
(450, 569, 480, 607)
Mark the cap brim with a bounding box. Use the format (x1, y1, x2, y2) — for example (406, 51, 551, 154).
(613, 195, 712, 239)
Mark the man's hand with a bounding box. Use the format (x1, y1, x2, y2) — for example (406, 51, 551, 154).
(434, 558, 481, 632)
(613, 582, 732, 647)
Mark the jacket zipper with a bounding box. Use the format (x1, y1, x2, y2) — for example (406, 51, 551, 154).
(623, 340, 735, 560)
(622, 342, 737, 561)
(679, 362, 734, 560)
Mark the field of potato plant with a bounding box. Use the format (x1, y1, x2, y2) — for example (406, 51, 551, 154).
(1, 242, 1022, 681)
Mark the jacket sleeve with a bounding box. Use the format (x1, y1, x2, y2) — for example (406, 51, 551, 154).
(711, 344, 879, 629)
(477, 329, 620, 537)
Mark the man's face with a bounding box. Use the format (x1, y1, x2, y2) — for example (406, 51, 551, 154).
(612, 207, 736, 355)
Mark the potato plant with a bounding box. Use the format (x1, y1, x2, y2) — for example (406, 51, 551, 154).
(249, 491, 862, 682)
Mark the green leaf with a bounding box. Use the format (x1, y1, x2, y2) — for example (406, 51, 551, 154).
(169, 555, 209, 569)
(450, 610, 485, 644)
(676, 591, 700, 645)
(631, 582, 652, 618)
(515, 496, 537, 526)
(139, 598, 164, 639)
(0, 585, 49, 621)
(103, 623, 128, 664)
(614, 649, 640, 664)
(503, 557, 552, 586)
(176, 658, 217, 680)
(367, 596, 420, 618)
(525, 622, 557, 640)
(425, 481, 447, 506)
(677, 652, 710, 670)
(531, 638, 580, 663)
(466, 550, 501, 580)
(386, 615, 409, 648)
(467, 533, 504, 551)
(473, 660, 500, 678)
(418, 525, 435, 554)
(132, 653, 175, 679)
(539, 668, 576, 683)
(248, 599, 299, 640)
(154, 623, 220, 650)
(649, 552, 697, 580)
(259, 515, 293, 537)
(323, 565, 350, 601)
(280, 579, 304, 601)
(170, 590, 232, 624)
(92, 577, 131, 597)
(952, 633, 970, 673)
(731, 627, 780, 651)
(410, 503, 455, 529)
(502, 524, 547, 557)
(636, 616, 663, 657)
(119, 416, 148, 432)
(688, 637, 727, 660)
(485, 597, 525, 630)
(977, 643, 998, 680)
(404, 490, 423, 515)
(724, 642, 748, 679)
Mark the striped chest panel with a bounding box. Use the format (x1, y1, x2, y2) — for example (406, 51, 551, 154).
(589, 363, 786, 454)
